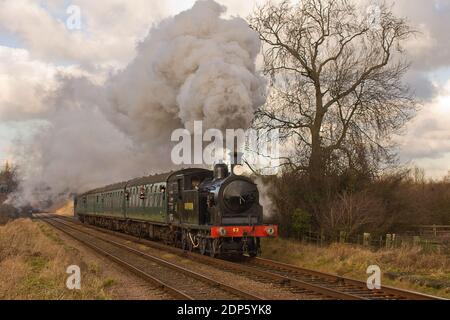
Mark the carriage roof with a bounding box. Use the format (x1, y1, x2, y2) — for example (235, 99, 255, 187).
(79, 168, 211, 196)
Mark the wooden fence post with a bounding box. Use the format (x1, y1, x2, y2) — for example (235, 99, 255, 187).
(386, 234, 392, 249)
(340, 231, 346, 244)
(413, 236, 421, 246)
(363, 233, 371, 247)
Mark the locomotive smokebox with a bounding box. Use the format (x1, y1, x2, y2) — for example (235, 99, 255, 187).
(214, 163, 229, 180)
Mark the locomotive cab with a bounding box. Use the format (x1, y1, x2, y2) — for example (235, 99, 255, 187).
(166, 169, 213, 226)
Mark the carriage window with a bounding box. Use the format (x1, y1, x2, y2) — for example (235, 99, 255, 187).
(176, 179, 183, 199)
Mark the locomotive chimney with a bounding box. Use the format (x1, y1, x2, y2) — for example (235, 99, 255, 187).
(230, 144, 243, 176)
(214, 163, 229, 180)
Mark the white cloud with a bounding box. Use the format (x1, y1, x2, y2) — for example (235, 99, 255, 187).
(0, 46, 57, 120)
(0, 45, 97, 121)
(393, 0, 450, 71)
(399, 80, 450, 178)
(0, 0, 167, 68)
(0, 0, 263, 69)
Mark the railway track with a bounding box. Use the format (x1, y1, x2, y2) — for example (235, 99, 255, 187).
(38, 214, 445, 300)
(38, 214, 262, 300)
(242, 258, 443, 300)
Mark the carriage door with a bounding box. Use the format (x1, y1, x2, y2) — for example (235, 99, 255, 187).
(123, 187, 130, 218)
(168, 177, 183, 224)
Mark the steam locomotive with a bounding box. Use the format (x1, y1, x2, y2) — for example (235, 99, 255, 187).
(74, 164, 278, 257)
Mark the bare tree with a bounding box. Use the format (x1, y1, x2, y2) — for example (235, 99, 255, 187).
(250, 0, 417, 190)
(320, 191, 385, 238)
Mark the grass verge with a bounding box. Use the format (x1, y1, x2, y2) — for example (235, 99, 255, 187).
(0, 218, 116, 299)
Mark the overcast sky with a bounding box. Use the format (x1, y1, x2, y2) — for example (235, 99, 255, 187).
(0, 0, 449, 178)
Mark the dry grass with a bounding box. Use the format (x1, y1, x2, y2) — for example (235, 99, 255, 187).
(0, 219, 116, 299)
(261, 238, 450, 299)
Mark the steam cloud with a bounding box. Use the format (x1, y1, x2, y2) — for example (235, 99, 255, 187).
(8, 0, 266, 208)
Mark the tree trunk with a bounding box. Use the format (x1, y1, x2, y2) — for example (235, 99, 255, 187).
(309, 142, 326, 192)
(309, 86, 326, 191)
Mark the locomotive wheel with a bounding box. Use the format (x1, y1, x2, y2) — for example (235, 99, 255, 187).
(199, 238, 207, 255)
(171, 231, 177, 246)
(181, 232, 188, 251)
(187, 233, 194, 252)
(209, 239, 219, 258)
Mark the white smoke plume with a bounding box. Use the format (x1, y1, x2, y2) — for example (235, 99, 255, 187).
(8, 0, 266, 208)
(254, 177, 275, 218)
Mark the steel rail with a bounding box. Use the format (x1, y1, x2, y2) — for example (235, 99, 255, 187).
(40, 215, 262, 301)
(250, 257, 445, 300)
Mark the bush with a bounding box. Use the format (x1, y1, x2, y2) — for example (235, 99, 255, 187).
(0, 204, 19, 225)
(291, 209, 312, 238)
(265, 167, 450, 239)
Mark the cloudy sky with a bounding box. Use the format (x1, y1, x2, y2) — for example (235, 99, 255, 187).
(0, 0, 449, 179)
